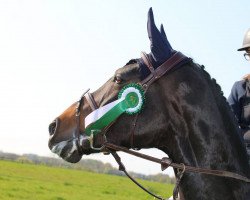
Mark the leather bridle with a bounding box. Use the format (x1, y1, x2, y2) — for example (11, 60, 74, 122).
(74, 51, 188, 151)
(74, 52, 250, 200)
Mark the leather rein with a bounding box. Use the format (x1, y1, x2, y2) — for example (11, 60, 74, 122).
(75, 52, 250, 200)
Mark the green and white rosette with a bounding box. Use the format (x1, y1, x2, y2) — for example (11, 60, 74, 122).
(85, 83, 145, 136)
(118, 83, 144, 115)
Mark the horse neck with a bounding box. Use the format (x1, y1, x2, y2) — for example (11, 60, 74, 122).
(154, 63, 250, 200)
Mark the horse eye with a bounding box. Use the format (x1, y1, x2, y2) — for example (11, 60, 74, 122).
(114, 76, 123, 84)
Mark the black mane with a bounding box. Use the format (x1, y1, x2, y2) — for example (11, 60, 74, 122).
(193, 61, 249, 174)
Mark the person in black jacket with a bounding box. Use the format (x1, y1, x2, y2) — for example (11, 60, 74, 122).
(228, 28, 250, 160)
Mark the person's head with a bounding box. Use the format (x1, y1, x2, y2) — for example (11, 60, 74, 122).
(238, 28, 250, 61)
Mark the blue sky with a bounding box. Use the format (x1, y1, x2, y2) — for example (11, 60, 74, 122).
(0, 0, 249, 176)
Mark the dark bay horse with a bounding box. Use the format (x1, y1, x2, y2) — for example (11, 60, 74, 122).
(48, 8, 250, 200)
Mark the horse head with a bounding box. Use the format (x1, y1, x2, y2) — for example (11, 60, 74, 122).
(48, 8, 250, 200)
(48, 8, 177, 162)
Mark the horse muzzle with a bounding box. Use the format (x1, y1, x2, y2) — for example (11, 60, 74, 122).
(48, 133, 93, 163)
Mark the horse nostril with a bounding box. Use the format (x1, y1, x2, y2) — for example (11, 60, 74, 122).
(49, 119, 58, 135)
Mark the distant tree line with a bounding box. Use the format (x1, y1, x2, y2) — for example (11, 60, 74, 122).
(0, 151, 175, 184)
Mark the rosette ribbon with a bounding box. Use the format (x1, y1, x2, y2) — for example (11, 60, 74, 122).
(84, 84, 145, 136)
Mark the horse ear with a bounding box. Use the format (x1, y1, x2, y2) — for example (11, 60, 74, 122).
(160, 24, 173, 50)
(147, 8, 173, 66)
(160, 24, 167, 38)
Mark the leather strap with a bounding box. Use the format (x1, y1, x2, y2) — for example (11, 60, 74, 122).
(129, 51, 188, 149)
(141, 51, 187, 89)
(129, 113, 139, 150)
(104, 142, 250, 183)
(110, 151, 165, 200)
(141, 52, 155, 73)
(85, 92, 98, 110)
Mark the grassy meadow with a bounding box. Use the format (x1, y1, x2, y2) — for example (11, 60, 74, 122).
(0, 160, 174, 200)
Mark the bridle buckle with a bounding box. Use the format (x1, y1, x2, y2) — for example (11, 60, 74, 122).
(87, 130, 107, 151)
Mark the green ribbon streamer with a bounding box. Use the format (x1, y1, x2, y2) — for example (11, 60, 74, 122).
(85, 91, 139, 136)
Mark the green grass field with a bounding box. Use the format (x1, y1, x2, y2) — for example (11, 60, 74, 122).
(0, 160, 174, 200)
